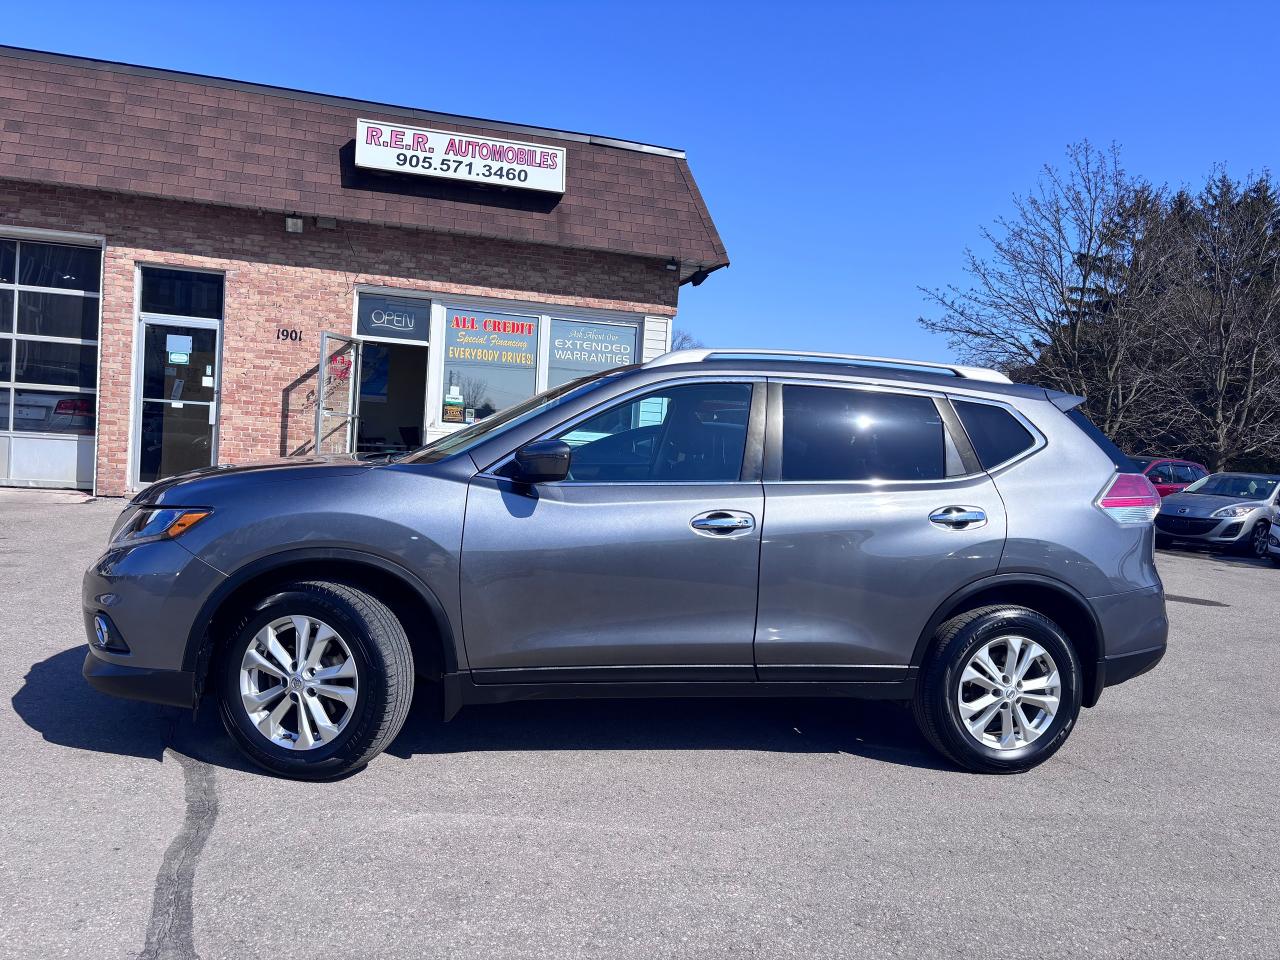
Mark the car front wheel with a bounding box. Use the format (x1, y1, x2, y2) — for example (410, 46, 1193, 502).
(218, 580, 414, 780)
(913, 605, 1082, 774)
(1247, 520, 1271, 559)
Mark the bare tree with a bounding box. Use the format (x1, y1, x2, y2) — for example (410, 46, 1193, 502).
(671, 328, 704, 350)
(920, 142, 1167, 442)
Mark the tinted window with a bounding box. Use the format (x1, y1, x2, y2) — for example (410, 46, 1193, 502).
(140, 267, 223, 319)
(13, 339, 97, 388)
(18, 241, 101, 292)
(0, 240, 13, 284)
(953, 400, 1036, 469)
(1172, 463, 1200, 484)
(552, 382, 751, 483)
(1066, 409, 1134, 470)
(17, 292, 98, 340)
(0, 289, 12, 334)
(1148, 463, 1175, 484)
(781, 386, 944, 482)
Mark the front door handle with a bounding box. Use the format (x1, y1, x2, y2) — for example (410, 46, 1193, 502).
(690, 510, 755, 536)
(929, 506, 987, 530)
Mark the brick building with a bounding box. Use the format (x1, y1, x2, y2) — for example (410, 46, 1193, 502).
(0, 47, 727, 496)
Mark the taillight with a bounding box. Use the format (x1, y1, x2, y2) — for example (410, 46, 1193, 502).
(54, 397, 93, 416)
(1097, 473, 1161, 524)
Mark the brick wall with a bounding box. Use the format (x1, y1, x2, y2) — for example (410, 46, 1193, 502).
(2, 180, 680, 496)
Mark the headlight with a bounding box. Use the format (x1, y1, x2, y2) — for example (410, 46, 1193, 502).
(111, 507, 210, 546)
(1211, 505, 1255, 518)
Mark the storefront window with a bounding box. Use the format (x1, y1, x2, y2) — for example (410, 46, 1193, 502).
(441, 307, 538, 423)
(547, 318, 638, 388)
(0, 240, 100, 435)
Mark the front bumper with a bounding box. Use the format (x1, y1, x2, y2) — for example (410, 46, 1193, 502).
(81, 538, 224, 705)
(1154, 513, 1252, 545)
(82, 648, 196, 708)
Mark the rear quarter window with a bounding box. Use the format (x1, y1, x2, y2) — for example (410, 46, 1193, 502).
(1064, 409, 1136, 471)
(952, 400, 1036, 469)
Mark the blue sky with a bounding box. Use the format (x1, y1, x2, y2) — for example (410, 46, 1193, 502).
(7, 1, 1280, 361)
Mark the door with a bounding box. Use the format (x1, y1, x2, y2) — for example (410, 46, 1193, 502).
(1146, 460, 1179, 497)
(754, 381, 1007, 678)
(459, 379, 764, 680)
(315, 332, 359, 454)
(135, 319, 220, 484)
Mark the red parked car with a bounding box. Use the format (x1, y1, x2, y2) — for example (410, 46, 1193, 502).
(1129, 457, 1210, 497)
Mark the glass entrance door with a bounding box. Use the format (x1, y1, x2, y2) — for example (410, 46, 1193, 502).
(136, 320, 220, 483)
(315, 332, 360, 454)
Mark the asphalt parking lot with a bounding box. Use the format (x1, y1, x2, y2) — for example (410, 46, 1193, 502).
(2, 491, 1277, 960)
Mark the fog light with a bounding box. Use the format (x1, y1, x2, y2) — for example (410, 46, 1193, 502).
(93, 613, 129, 653)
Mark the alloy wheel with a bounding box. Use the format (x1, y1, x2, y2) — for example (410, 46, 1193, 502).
(238, 615, 359, 750)
(956, 635, 1060, 750)
(1252, 522, 1270, 558)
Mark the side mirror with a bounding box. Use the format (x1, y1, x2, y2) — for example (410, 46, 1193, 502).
(511, 439, 572, 483)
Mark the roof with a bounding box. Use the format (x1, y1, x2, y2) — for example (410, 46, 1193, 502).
(0, 46, 729, 279)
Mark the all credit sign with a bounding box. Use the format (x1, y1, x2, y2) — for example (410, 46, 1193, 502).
(355, 118, 566, 194)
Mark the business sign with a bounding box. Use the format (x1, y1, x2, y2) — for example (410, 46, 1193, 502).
(442, 308, 538, 422)
(548, 319, 638, 388)
(355, 119, 566, 194)
(356, 293, 431, 343)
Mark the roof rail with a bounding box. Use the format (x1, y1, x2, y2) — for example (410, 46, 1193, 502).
(643, 348, 1012, 383)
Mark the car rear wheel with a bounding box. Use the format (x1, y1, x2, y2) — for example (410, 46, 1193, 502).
(913, 605, 1082, 774)
(218, 580, 414, 780)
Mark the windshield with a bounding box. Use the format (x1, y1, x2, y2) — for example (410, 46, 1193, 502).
(399, 367, 633, 464)
(1183, 473, 1279, 500)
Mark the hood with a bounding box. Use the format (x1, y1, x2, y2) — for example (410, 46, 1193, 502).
(133, 454, 375, 506)
(1158, 492, 1266, 518)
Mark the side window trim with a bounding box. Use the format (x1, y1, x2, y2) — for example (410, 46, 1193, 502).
(763, 377, 975, 485)
(946, 394, 1047, 473)
(480, 376, 765, 484)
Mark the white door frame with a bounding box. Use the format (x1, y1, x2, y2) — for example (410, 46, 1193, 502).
(129, 312, 223, 489)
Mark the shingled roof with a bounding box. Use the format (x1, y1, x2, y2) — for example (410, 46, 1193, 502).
(0, 46, 728, 281)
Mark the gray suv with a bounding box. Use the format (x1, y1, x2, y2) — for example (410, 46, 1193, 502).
(82, 350, 1168, 778)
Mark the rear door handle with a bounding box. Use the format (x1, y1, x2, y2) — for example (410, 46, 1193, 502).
(690, 510, 755, 536)
(929, 506, 987, 530)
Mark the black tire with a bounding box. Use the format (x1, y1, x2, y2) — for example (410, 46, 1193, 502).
(913, 605, 1082, 774)
(218, 580, 414, 780)
(1242, 520, 1271, 559)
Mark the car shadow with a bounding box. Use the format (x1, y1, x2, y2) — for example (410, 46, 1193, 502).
(1158, 545, 1272, 568)
(383, 682, 954, 772)
(13, 647, 954, 776)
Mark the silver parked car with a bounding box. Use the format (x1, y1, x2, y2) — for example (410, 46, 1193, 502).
(82, 349, 1167, 778)
(1154, 473, 1280, 557)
